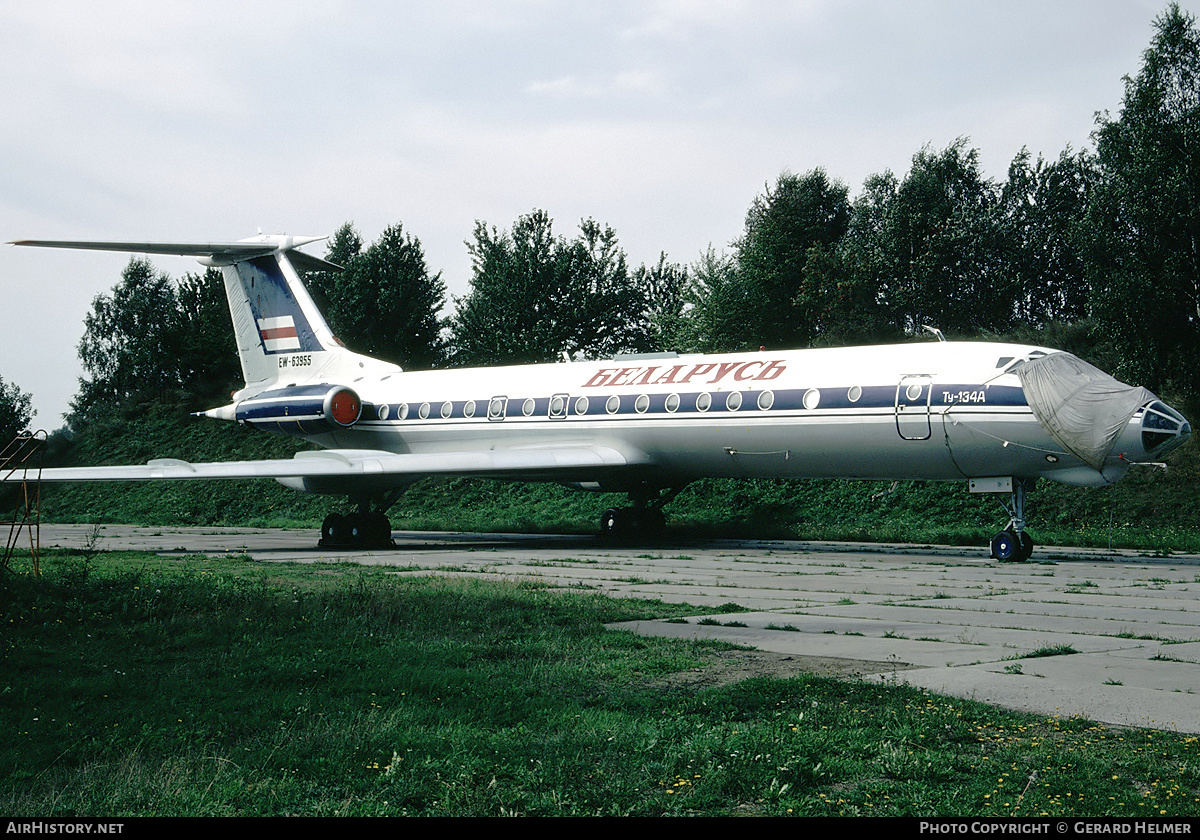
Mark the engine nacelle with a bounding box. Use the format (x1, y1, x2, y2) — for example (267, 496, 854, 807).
(235, 384, 363, 434)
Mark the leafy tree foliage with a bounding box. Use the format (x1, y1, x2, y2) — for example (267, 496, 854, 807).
(323, 222, 364, 270)
(311, 223, 446, 370)
(875, 140, 1015, 336)
(71, 259, 243, 423)
(448, 210, 652, 366)
(175, 267, 242, 404)
(0, 376, 33, 442)
(734, 169, 851, 348)
(795, 240, 898, 347)
(632, 253, 688, 353)
(1000, 148, 1095, 325)
(1087, 2, 1200, 395)
(655, 247, 750, 353)
(73, 258, 183, 420)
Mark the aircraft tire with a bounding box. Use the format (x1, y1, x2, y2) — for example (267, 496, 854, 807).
(321, 513, 347, 546)
(1017, 532, 1034, 562)
(599, 506, 665, 540)
(991, 530, 1020, 562)
(640, 507, 666, 537)
(347, 511, 368, 544)
(600, 507, 623, 537)
(368, 511, 392, 546)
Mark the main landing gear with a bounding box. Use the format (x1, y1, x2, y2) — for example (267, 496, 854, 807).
(599, 484, 683, 541)
(320, 492, 400, 549)
(990, 478, 1035, 562)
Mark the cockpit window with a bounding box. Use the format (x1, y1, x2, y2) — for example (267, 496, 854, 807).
(1142, 401, 1191, 454)
(1144, 409, 1180, 432)
(1146, 401, 1185, 427)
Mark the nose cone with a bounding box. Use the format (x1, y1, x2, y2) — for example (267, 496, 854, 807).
(1142, 401, 1191, 458)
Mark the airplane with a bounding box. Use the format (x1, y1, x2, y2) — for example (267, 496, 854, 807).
(4, 234, 1192, 561)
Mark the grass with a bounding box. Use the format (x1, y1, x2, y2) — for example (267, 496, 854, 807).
(2, 549, 1199, 817)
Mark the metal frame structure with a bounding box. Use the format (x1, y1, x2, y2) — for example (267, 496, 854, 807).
(2, 430, 47, 575)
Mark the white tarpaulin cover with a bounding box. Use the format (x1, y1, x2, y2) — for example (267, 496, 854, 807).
(1016, 352, 1154, 472)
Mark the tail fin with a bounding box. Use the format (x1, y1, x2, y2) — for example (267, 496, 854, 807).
(210, 236, 402, 397)
(10, 234, 401, 401)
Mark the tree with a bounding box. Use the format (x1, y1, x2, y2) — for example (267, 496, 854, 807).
(635, 253, 689, 352)
(558, 218, 652, 359)
(175, 267, 241, 405)
(0, 376, 33, 442)
(73, 258, 183, 419)
(448, 210, 650, 366)
(324, 222, 364, 270)
(796, 242, 898, 347)
(840, 140, 1016, 339)
(654, 246, 749, 353)
(836, 170, 906, 344)
(735, 169, 851, 348)
(1001, 147, 1095, 325)
(309, 223, 446, 369)
(1087, 2, 1200, 395)
(893, 140, 1014, 335)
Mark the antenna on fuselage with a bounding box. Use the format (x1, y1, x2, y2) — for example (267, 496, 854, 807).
(922, 325, 946, 342)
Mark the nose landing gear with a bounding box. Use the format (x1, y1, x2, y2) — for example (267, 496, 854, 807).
(990, 478, 1035, 562)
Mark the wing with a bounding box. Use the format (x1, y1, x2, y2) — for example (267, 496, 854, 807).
(4, 446, 649, 494)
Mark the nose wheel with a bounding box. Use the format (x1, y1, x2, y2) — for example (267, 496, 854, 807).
(990, 528, 1034, 562)
(990, 479, 1035, 562)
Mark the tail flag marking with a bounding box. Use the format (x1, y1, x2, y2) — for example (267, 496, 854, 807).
(257, 316, 301, 352)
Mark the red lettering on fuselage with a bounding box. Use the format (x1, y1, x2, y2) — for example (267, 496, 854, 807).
(680, 363, 716, 383)
(651, 365, 685, 385)
(583, 368, 618, 387)
(733, 361, 765, 380)
(608, 367, 639, 387)
(629, 367, 660, 386)
(581, 359, 788, 388)
(710, 361, 746, 383)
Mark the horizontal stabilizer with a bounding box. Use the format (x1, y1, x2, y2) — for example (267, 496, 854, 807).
(9, 236, 342, 272)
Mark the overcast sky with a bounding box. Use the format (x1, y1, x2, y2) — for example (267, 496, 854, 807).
(1, 0, 1193, 428)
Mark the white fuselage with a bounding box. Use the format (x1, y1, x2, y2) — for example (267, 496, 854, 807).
(273, 341, 1139, 491)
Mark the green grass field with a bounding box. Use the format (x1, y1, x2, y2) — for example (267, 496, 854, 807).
(2, 549, 1198, 817)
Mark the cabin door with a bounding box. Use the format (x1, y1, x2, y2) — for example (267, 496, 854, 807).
(895, 375, 932, 440)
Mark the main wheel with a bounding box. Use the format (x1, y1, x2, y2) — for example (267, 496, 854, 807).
(600, 507, 624, 537)
(600, 506, 665, 540)
(368, 511, 392, 546)
(321, 513, 344, 546)
(347, 511, 369, 544)
(639, 507, 666, 537)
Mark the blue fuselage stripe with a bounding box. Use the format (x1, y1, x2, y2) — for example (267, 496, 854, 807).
(351, 384, 1026, 427)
